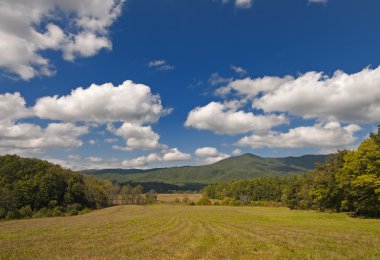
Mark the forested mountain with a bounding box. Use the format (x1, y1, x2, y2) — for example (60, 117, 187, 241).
(82, 154, 327, 185)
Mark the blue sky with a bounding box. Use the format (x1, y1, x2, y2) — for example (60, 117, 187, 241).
(0, 0, 379, 169)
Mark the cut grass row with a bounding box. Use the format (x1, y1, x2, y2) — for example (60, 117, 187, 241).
(0, 205, 379, 259)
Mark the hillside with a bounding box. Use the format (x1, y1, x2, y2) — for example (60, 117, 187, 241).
(0, 155, 132, 220)
(82, 153, 327, 185)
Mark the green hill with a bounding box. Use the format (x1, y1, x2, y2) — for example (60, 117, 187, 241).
(82, 153, 327, 185)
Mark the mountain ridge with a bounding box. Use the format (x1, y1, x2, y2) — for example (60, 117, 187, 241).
(81, 153, 328, 185)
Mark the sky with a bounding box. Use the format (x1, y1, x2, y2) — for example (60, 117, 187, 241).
(0, 0, 380, 170)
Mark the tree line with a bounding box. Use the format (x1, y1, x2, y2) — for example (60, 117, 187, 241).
(0, 155, 156, 220)
(203, 127, 380, 217)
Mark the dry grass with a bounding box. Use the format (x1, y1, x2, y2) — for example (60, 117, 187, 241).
(0, 205, 379, 259)
(157, 193, 203, 203)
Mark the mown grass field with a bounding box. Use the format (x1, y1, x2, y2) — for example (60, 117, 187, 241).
(157, 193, 203, 203)
(0, 205, 379, 259)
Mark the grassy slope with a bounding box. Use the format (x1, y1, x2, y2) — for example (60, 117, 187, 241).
(1, 205, 379, 259)
(83, 154, 327, 184)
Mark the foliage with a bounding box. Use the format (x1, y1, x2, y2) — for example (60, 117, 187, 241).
(0, 155, 157, 220)
(197, 196, 211, 205)
(204, 128, 380, 217)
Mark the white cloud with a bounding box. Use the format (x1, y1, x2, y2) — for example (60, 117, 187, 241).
(216, 0, 253, 9)
(308, 0, 328, 4)
(122, 148, 191, 168)
(85, 156, 103, 163)
(235, 0, 252, 9)
(0, 0, 125, 80)
(232, 149, 242, 156)
(215, 76, 293, 97)
(230, 65, 247, 76)
(162, 148, 192, 162)
(202, 154, 230, 164)
(0, 92, 32, 122)
(254, 66, 380, 124)
(195, 147, 219, 157)
(185, 102, 287, 134)
(195, 146, 230, 164)
(208, 73, 232, 86)
(48, 156, 122, 171)
(34, 80, 170, 123)
(0, 92, 88, 154)
(148, 60, 174, 71)
(122, 153, 161, 168)
(104, 138, 119, 143)
(88, 139, 97, 145)
(110, 122, 163, 151)
(0, 122, 88, 153)
(236, 122, 361, 151)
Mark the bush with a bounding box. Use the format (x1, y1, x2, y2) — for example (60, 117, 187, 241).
(18, 205, 33, 218)
(79, 208, 92, 215)
(33, 208, 53, 218)
(6, 211, 19, 220)
(197, 197, 211, 205)
(66, 203, 83, 216)
(51, 207, 64, 217)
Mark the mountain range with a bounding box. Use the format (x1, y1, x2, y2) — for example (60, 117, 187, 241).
(81, 153, 327, 187)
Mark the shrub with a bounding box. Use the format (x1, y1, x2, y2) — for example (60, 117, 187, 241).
(66, 203, 83, 216)
(197, 197, 211, 205)
(33, 208, 53, 218)
(79, 208, 92, 215)
(18, 205, 33, 218)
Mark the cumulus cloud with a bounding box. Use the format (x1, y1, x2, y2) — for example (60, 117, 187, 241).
(122, 148, 191, 168)
(254, 66, 380, 124)
(162, 148, 192, 161)
(195, 146, 230, 164)
(148, 60, 174, 71)
(185, 102, 287, 134)
(236, 122, 361, 151)
(48, 156, 122, 171)
(0, 80, 173, 156)
(232, 149, 242, 156)
(0, 92, 32, 122)
(34, 80, 170, 123)
(215, 76, 293, 97)
(110, 122, 163, 151)
(0, 0, 125, 80)
(0, 92, 88, 154)
(0, 122, 88, 154)
(195, 147, 219, 157)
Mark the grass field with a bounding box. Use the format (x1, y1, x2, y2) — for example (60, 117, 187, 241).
(157, 193, 203, 203)
(0, 205, 379, 259)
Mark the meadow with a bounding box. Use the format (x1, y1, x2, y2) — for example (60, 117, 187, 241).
(0, 204, 379, 259)
(157, 193, 203, 203)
